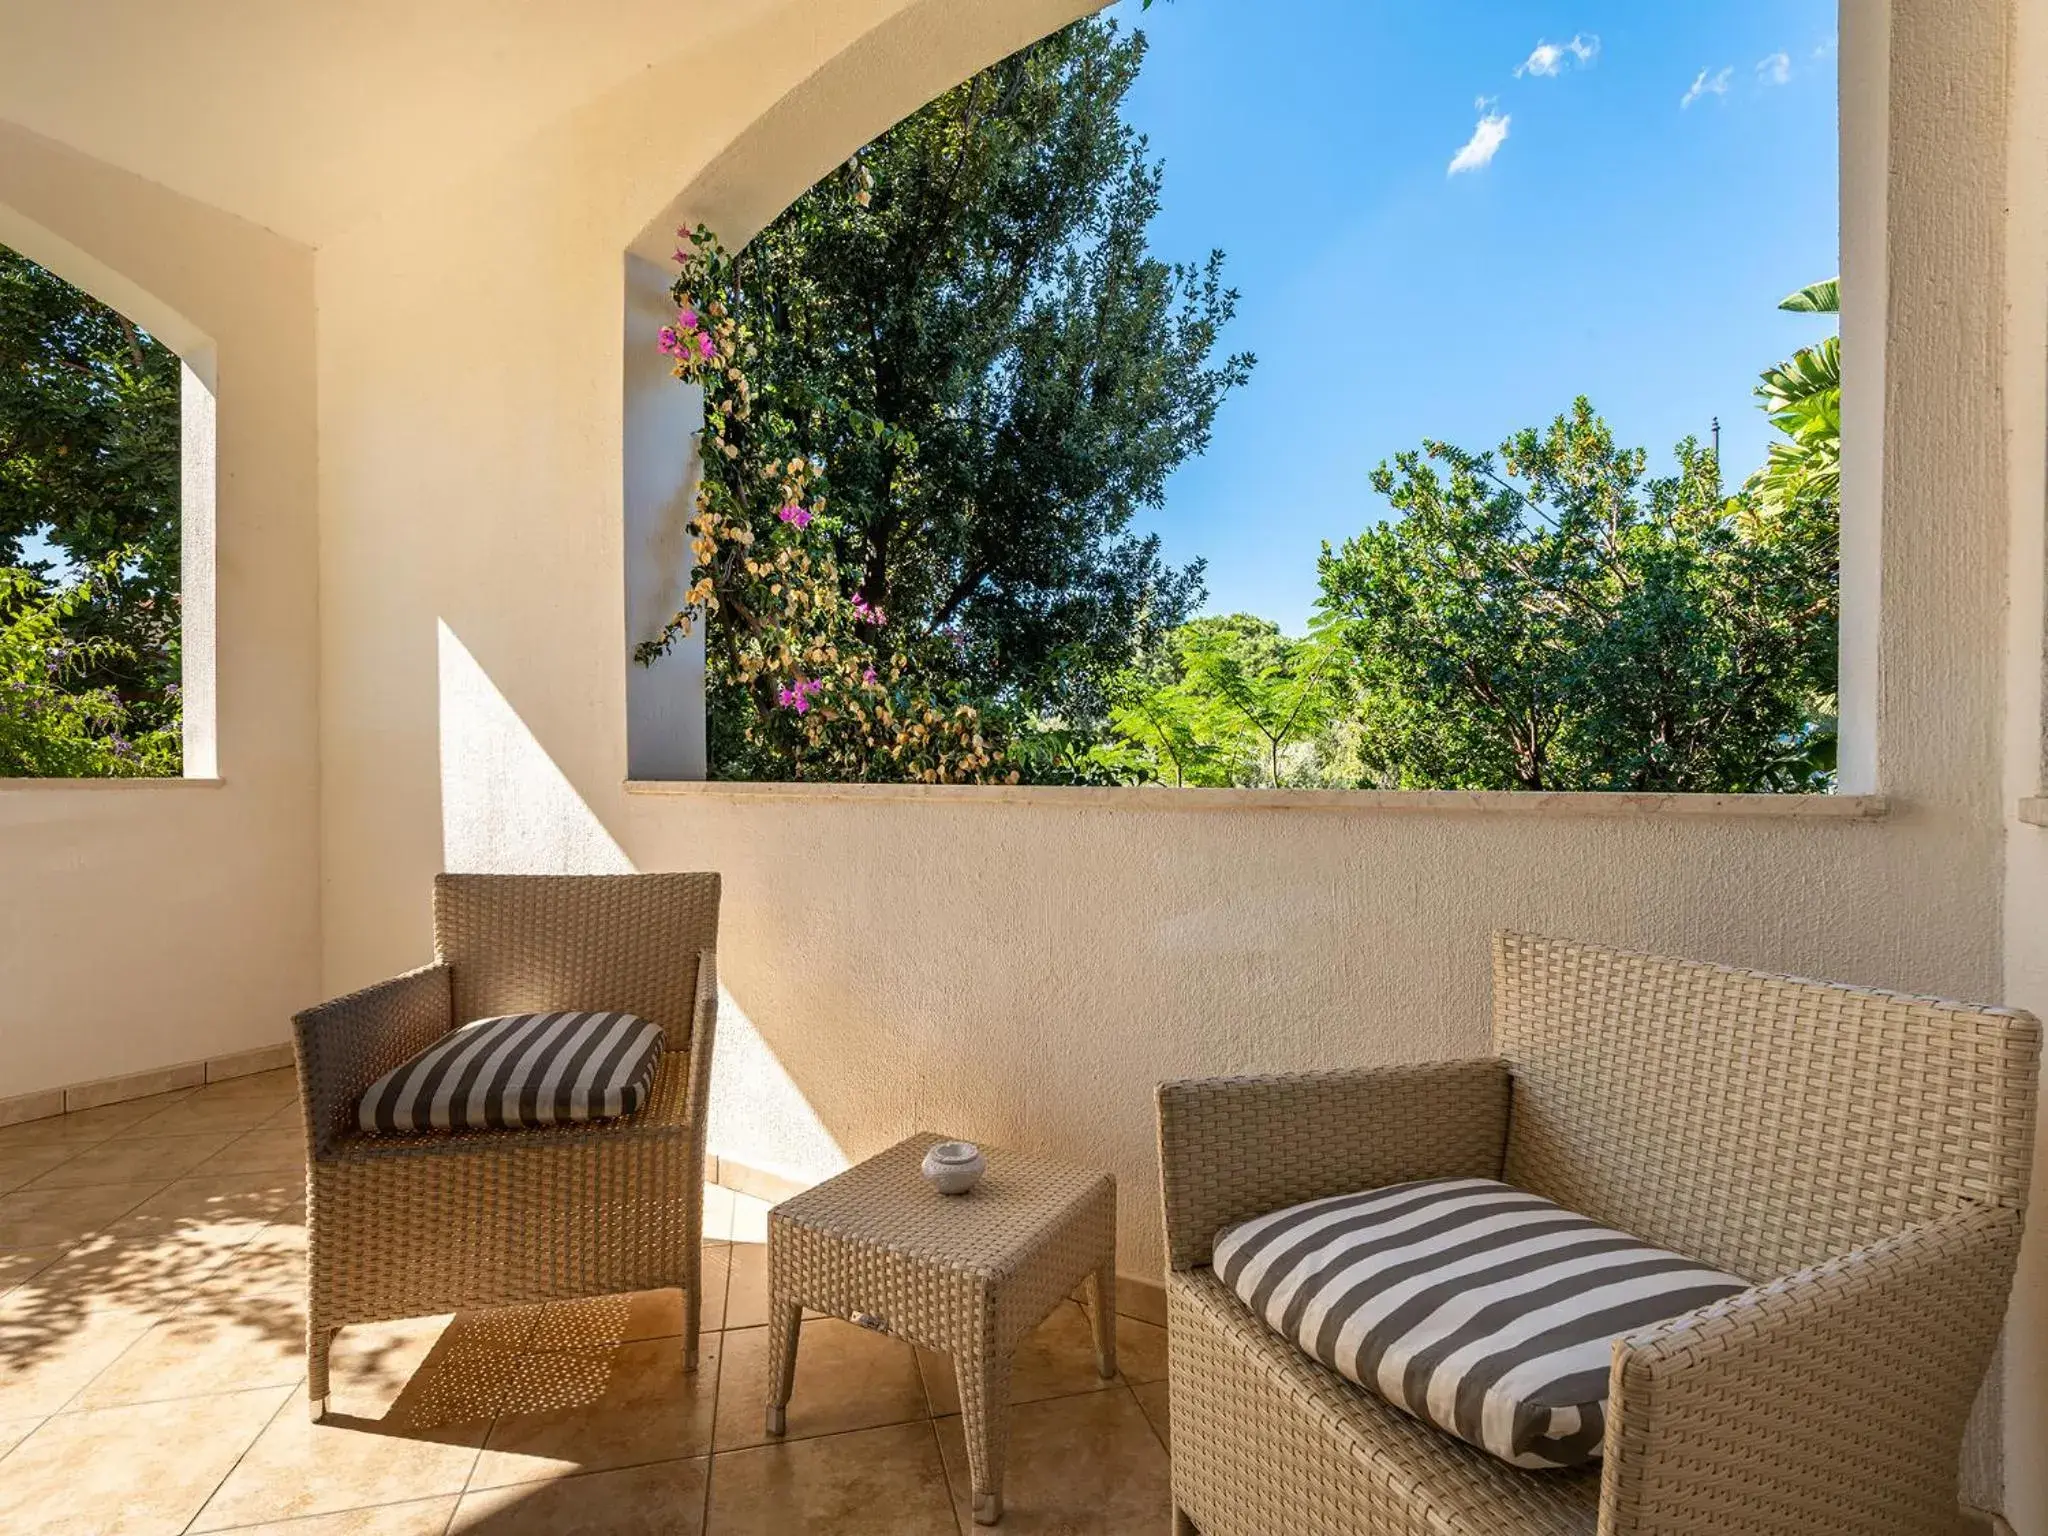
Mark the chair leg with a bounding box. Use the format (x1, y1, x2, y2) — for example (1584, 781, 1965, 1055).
(307, 1319, 334, 1422)
(682, 1276, 702, 1371)
(763, 1297, 801, 1436)
(1086, 1261, 1118, 1379)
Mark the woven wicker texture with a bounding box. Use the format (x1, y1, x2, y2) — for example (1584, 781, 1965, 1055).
(1158, 934, 2040, 1536)
(1496, 932, 2040, 1282)
(291, 872, 720, 1413)
(767, 1133, 1116, 1524)
(1156, 1059, 1510, 1271)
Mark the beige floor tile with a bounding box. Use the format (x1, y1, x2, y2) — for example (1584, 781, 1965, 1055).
(189, 1396, 487, 1530)
(0, 1413, 45, 1457)
(727, 1194, 770, 1245)
(178, 1498, 459, 1535)
(0, 1305, 159, 1418)
(470, 1331, 719, 1488)
(196, 1123, 309, 1176)
(6, 1226, 256, 1324)
(0, 1094, 189, 1151)
(23, 1132, 241, 1189)
(935, 1388, 1171, 1533)
(533, 1254, 728, 1348)
(72, 1296, 309, 1407)
(120, 1093, 292, 1140)
(0, 1383, 290, 1536)
(325, 1307, 540, 1425)
(706, 1421, 956, 1536)
(700, 1183, 735, 1242)
(721, 1242, 768, 1330)
(916, 1301, 1120, 1416)
(0, 1245, 62, 1297)
(189, 1068, 300, 1104)
(714, 1319, 927, 1451)
(1114, 1312, 1168, 1386)
(195, 1217, 309, 1300)
(1131, 1379, 1169, 1448)
(454, 1457, 708, 1534)
(0, 1178, 168, 1248)
(0, 1146, 75, 1193)
(98, 1169, 302, 1246)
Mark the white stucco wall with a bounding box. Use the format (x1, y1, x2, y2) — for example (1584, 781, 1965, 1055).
(2002, 0, 2048, 1524)
(0, 123, 322, 1100)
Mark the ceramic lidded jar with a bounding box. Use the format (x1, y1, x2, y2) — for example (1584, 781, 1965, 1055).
(921, 1140, 986, 1195)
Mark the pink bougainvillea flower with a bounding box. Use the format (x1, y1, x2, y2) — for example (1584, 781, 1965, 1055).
(657, 326, 683, 356)
(678, 306, 699, 329)
(777, 677, 824, 714)
(850, 594, 887, 625)
(697, 333, 717, 359)
(862, 667, 879, 687)
(778, 505, 813, 529)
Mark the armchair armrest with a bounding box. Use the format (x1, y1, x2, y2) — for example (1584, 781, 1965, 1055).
(685, 948, 718, 1141)
(292, 964, 452, 1159)
(1601, 1202, 2024, 1536)
(1155, 1059, 1510, 1271)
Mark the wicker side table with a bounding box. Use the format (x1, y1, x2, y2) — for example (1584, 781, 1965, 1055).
(765, 1132, 1118, 1525)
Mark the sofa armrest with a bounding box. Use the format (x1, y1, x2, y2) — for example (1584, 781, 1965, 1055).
(1601, 1202, 2024, 1536)
(1155, 1059, 1510, 1271)
(291, 964, 453, 1160)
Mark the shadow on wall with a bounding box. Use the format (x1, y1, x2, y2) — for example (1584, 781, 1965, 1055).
(436, 620, 846, 1183)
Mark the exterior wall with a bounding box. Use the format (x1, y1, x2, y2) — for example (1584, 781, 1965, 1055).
(0, 123, 322, 1101)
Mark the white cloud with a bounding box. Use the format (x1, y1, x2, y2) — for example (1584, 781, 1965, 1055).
(1757, 51, 1792, 86)
(1516, 33, 1600, 78)
(1680, 67, 1733, 108)
(1448, 110, 1511, 175)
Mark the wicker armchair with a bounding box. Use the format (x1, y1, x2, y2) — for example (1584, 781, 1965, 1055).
(1157, 933, 2040, 1536)
(291, 872, 720, 1419)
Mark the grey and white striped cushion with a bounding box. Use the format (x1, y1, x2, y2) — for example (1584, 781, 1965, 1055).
(357, 1011, 663, 1134)
(1213, 1176, 1748, 1468)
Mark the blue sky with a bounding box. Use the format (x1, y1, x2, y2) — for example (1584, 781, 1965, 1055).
(1111, 0, 1840, 631)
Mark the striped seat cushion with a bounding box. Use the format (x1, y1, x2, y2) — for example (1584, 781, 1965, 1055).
(1213, 1176, 1749, 1468)
(357, 1011, 664, 1134)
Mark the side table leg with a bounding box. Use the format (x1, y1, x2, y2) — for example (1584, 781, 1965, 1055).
(1086, 1261, 1118, 1379)
(959, 1352, 1013, 1526)
(763, 1296, 801, 1437)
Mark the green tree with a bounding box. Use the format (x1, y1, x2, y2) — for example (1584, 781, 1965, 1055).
(680, 17, 1251, 779)
(0, 559, 177, 777)
(1315, 399, 1835, 792)
(0, 246, 182, 765)
(1095, 615, 1344, 787)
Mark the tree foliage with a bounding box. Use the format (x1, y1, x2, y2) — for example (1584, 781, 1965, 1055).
(1311, 400, 1835, 791)
(644, 17, 1251, 780)
(0, 559, 178, 777)
(0, 246, 182, 772)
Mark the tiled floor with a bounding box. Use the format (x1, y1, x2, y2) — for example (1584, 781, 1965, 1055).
(0, 1071, 1172, 1534)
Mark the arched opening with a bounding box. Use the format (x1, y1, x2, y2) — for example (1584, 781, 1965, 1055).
(0, 209, 216, 779)
(626, 0, 1854, 800)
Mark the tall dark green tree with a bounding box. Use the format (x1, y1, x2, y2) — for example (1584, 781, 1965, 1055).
(0, 246, 182, 755)
(707, 17, 1251, 776)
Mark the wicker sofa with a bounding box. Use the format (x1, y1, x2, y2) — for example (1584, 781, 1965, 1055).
(1157, 933, 2040, 1536)
(290, 872, 720, 1418)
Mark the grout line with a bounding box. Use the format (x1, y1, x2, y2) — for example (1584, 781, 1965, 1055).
(175, 1379, 298, 1534)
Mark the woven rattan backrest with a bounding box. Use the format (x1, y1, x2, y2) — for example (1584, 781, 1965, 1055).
(1495, 932, 2039, 1282)
(434, 873, 719, 1048)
